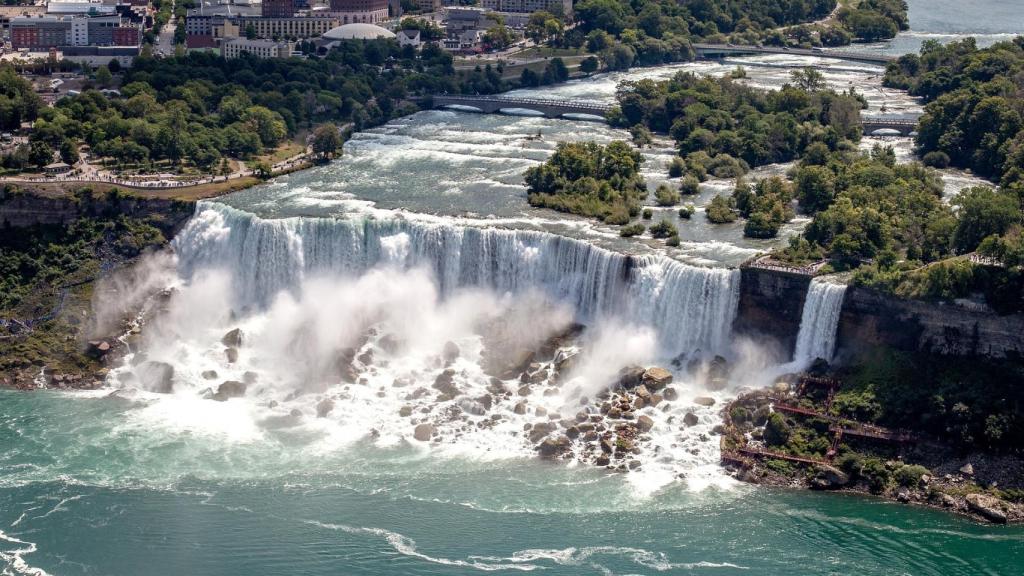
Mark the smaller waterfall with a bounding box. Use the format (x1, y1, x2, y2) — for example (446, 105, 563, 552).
(792, 279, 847, 366)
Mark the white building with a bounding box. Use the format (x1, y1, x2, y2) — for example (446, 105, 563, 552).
(222, 37, 293, 59)
(396, 29, 421, 49)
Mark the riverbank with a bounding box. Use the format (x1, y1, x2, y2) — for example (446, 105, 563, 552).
(720, 375, 1024, 524)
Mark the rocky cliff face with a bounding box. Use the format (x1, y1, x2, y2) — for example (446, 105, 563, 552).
(0, 189, 193, 234)
(837, 286, 1024, 359)
(734, 265, 1024, 360)
(733, 266, 811, 355)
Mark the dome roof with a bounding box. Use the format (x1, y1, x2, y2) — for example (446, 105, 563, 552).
(323, 23, 396, 41)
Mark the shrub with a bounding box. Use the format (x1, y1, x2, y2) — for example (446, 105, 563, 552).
(705, 195, 737, 223)
(894, 464, 930, 487)
(679, 175, 700, 195)
(678, 205, 694, 219)
(654, 184, 681, 206)
(668, 157, 685, 178)
(649, 219, 677, 239)
(764, 413, 791, 446)
(922, 151, 950, 168)
(666, 234, 680, 247)
(620, 223, 645, 237)
(642, 208, 653, 220)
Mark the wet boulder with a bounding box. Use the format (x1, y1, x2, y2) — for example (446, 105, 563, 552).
(201, 370, 218, 380)
(137, 361, 175, 394)
(316, 398, 335, 417)
(693, 396, 716, 407)
(636, 415, 654, 433)
(399, 406, 413, 417)
(413, 423, 435, 442)
(642, 367, 673, 390)
(683, 412, 699, 427)
(334, 349, 358, 383)
(617, 366, 645, 389)
(662, 387, 679, 401)
(537, 436, 572, 458)
(443, 341, 460, 366)
(212, 380, 247, 401)
(432, 369, 460, 399)
(225, 347, 239, 364)
(221, 328, 244, 348)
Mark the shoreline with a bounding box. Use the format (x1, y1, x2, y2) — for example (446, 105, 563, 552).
(720, 388, 1024, 525)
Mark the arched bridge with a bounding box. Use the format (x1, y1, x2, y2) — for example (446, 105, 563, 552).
(692, 43, 895, 66)
(862, 116, 919, 136)
(432, 94, 612, 119)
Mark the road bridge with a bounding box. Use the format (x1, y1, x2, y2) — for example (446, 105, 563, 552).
(692, 43, 896, 66)
(432, 94, 611, 119)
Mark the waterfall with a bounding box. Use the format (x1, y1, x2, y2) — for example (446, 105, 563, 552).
(173, 202, 741, 359)
(792, 279, 847, 366)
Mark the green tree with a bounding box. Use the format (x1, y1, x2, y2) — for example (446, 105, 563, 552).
(312, 123, 343, 162)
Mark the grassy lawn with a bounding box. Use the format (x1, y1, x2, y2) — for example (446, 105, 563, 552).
(258, 139, 307, 165)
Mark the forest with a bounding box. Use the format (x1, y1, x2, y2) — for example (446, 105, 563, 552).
(1, 41, 507, 174)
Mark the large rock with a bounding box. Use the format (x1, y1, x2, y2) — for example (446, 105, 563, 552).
(642, 367, 673, 390)
(316, 398, 335, 417)
(432, 369, 460, 399)
(693, 396, 716, 407)
(225, 347, 239, 364)
(662, 387, 679, 401)
(413, 423, 435, 442)
(683, 412, 699, 427)
(221, 328, 244, 348)
(537, 436, 571, 458)
(617, 366, 646, 389)
(812, 465, 849, 489)
(137, 361, 175, 393)
(201, 370, 218, 380)
(442, 341, 460, 365)
(212, 380, 247, 401)
(966, 493, 1008, 524)
(636, 415, 654, 433)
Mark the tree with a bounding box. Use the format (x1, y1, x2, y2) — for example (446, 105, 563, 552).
(580, 56, 599, 75)
(952, 187, 1021, 253)
(95, 65, 113, 88)
(252, 160, 272, 179)
(28, 140, 53, 168)
(790, 67, 825, 91)
(312, 123, 343, 162)
(706, 195, 737, 223)
(245, 24, 257, 40)
(483, 25, 515, 50)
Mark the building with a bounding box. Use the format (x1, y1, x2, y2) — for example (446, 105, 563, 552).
(236, 16, 338, 39)
(11, 16, 69, 51)
(479, 0, 571, 17)
(0, 5, 46, 33)
(321, 22, 396, 41)
(46, 0, 117, 16)
(328, 0, 389, 25)
(396, 29, 421, 49)
(415, 0, 442, 13)
(222, 38, 292, 59)
(262, 0, 294, 18)
(11, 14, 140, 50)
(62, 45, 139, 66)
(443, 7, 497, 36)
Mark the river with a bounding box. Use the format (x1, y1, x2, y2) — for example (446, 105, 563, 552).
(2, 5, 1022, 575)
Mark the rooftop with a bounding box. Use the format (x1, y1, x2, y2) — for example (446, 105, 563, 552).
(322, 22, 395, 40)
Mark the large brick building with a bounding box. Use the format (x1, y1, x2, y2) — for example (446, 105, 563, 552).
(328, 0, 389, 24)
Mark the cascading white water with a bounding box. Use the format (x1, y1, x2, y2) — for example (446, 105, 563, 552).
(791, 279, 847, 366)
(174, 202, 740, 359)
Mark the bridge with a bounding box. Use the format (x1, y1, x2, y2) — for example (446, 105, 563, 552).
(432, 94, 612, 119)
(692, 43, 896, 66)
(862, 115, 920, 136)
